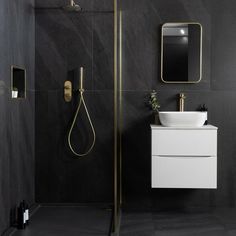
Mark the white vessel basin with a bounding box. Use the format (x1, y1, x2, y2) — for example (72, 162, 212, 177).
(159, 111, 207, 127)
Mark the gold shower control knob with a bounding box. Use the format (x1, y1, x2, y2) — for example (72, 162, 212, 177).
(64, 81, 72, 102)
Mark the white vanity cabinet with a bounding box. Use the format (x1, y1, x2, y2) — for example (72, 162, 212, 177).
(151, 125, 218, 189)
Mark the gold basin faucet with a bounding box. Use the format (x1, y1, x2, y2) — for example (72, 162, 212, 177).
(179, 93, 186, 112)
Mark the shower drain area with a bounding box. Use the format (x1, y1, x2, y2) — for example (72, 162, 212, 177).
(12, 205, 112, 236)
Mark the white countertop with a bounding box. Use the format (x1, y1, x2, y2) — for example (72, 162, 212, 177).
(150, 125, 218, 130)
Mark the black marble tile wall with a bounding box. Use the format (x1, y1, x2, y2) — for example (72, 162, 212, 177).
(35, 1, 114, 203)
(120, 0, 236, 209)
(0, 0, 35, 234)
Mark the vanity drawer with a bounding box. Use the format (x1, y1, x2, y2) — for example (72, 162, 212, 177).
(152, 129, 217, 156)
(152, 155, 217, 189)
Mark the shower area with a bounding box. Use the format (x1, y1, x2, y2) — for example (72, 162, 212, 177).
(8, 0, 122, 235)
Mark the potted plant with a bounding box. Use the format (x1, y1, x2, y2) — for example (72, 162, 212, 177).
(148, 90, 160, 124)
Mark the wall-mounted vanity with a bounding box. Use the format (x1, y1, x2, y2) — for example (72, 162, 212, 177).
(151, 22, 218, 189)
(151, 125, 217, 189)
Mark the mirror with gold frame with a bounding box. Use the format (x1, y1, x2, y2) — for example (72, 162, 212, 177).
(161, 22, 202, 83)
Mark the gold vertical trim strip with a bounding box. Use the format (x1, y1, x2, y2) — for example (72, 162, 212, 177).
(113, 0, 118, 232)
(119, 10, 123, 206)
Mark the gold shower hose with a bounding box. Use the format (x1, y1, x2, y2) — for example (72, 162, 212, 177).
(67, 68, 96, 157)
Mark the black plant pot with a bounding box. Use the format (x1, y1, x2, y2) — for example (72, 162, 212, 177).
(154, 113, 161, 125)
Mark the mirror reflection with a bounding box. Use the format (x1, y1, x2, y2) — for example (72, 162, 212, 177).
(161, 23, 202, 83)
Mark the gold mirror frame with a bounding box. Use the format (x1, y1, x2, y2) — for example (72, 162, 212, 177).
(161, 22, 203, 84)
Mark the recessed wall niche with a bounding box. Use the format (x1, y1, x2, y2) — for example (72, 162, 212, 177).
(11, 65, 26, 99)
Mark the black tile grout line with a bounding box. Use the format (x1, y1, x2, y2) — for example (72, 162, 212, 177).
(32, 89, 236, 93)
(34, 8, 114, 14)
(92, 11, 94, 92)
(39, 202, 113, 209)
(34, 89, 115, 92)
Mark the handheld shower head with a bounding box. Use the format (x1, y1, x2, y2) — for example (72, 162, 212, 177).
(63, 0, 82, 12)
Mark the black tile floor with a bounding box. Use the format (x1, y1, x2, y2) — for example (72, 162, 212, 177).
(11, 206, 236, 236)
(119, 208, 236, 236)
(12, 206, 112, 236)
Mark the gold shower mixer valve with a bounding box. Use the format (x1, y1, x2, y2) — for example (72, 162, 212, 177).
(64, 80, 72, 102)
(64, 67, 84, 102)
